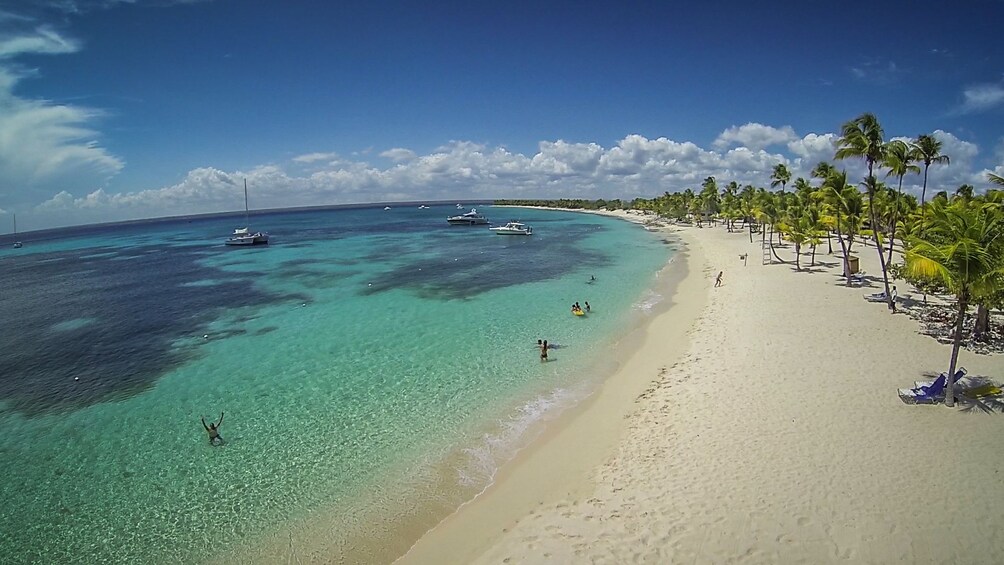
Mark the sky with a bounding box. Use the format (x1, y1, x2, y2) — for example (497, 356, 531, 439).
(1, 0, 1003, 231)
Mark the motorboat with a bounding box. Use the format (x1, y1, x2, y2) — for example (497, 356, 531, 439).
(384, 206, 392, 210)
(447, 208, 490, 225)
(226, 226, 269, 246)
(489, 221, 532, 235)
(225, 179, 269, 246)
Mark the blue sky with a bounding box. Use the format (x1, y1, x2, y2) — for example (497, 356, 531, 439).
(2, 0, 1003, 231)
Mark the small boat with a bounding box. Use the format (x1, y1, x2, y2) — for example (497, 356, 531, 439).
(418, 205, 430, 209)
(12, 212, 22, 248)
(384, 206, 392, 211)
(489, 221, 532, 235)
(447, 208, 490, 225)
(225, 179, 269, 246)
(456, 203, 463, 209)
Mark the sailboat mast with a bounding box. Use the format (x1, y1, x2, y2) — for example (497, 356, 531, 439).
(244, 178, 250, 228)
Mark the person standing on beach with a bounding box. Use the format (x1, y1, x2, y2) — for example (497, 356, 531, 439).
(540, 340, 549, 362)
(715, 271, 723, 287)
(202, 412, 224, 445)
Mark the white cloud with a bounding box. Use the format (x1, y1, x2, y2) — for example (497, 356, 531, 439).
(531, 140, 602, 176)
(292, 152, 339, 164)
(713, 123, 798, 151)
(787, 133, 836, 161)
(379, 148, 417, 162)
(16, 126, 997, 232)
(0, 26, 79, 58)
(957, 83, 1004, 114)
(847, 58, 905, 85)
(0, 26, 123, 208)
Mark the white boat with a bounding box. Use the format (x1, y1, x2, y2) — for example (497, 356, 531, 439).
(447, 208, 490, 225)
(225, 179, 269, 246)
(418, 205, 430, 209)
(490, 221, 532, 235)
(12, 212, 22, 248)
(384, 206, 392, 210)
(456, 203, 463, 209)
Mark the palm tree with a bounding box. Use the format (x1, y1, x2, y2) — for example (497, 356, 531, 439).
(740, 185, 757, 242)
(771, 163, 791, 194)
(905, 198, 1004, 407)
(812, 162, 837, 253)
(792, 177, 812, 197)
(804, 203, 826, 267)
(836, 113, 894, 311)
(699, 176, 720, 225)
(954, 184, 974, 202)
(811, 161, 836, 180)
(786, 213, 812, 271)
(822, 169, 860, 284)
(754, 188, 786, 263)
(883, 139, 920, 265)
(912, 133, 951, 231)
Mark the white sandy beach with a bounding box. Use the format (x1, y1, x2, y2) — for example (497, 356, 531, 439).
(399, 210, 1004, 564)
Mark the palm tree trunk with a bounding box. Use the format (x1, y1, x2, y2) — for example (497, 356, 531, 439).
(887, 175, 904, 266)
(794, 242, 802, 271)
(811, 243, 817, 267)
(975, 304, 990, 340)
(839, 236, 851, 285)
(827, 231, 833, 254)
(946, 294, 968, 408)
(834, 212, 852, 285)
(920, 165, 930, 236)
(866, 173, 894, 312)
(768, 224, 785, 263)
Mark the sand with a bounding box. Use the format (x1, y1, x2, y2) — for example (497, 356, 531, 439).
(398, 211, 1004, 564)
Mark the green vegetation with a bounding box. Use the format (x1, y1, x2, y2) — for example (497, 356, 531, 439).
(493, 198, 624, 211)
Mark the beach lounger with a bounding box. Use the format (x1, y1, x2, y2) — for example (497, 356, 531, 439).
(898, 368, 966, 404)
(864, 292, 887, 302)
(913, 368, 967, 389)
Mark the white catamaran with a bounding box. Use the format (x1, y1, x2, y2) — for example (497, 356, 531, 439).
(225, 179, 269, 246)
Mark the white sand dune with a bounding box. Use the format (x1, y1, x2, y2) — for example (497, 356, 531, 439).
(400, 212, 1004, 564)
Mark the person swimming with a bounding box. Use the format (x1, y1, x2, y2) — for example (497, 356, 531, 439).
(201, 412, 224, 445)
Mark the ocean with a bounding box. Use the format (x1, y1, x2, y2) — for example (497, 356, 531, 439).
(0, 205, 675, 563)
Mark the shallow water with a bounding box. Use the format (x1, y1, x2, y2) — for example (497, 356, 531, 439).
(0, 205, 672, 563)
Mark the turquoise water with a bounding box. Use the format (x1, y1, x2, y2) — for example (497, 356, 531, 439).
(0, 206, 673, 563)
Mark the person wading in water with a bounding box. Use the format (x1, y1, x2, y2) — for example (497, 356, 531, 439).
(202, 412, 225, 445)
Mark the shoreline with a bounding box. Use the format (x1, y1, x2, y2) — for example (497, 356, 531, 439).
(397, 209, 710, 563)
(213, 207, 691, 564)
(400, 209, 1004, 563)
